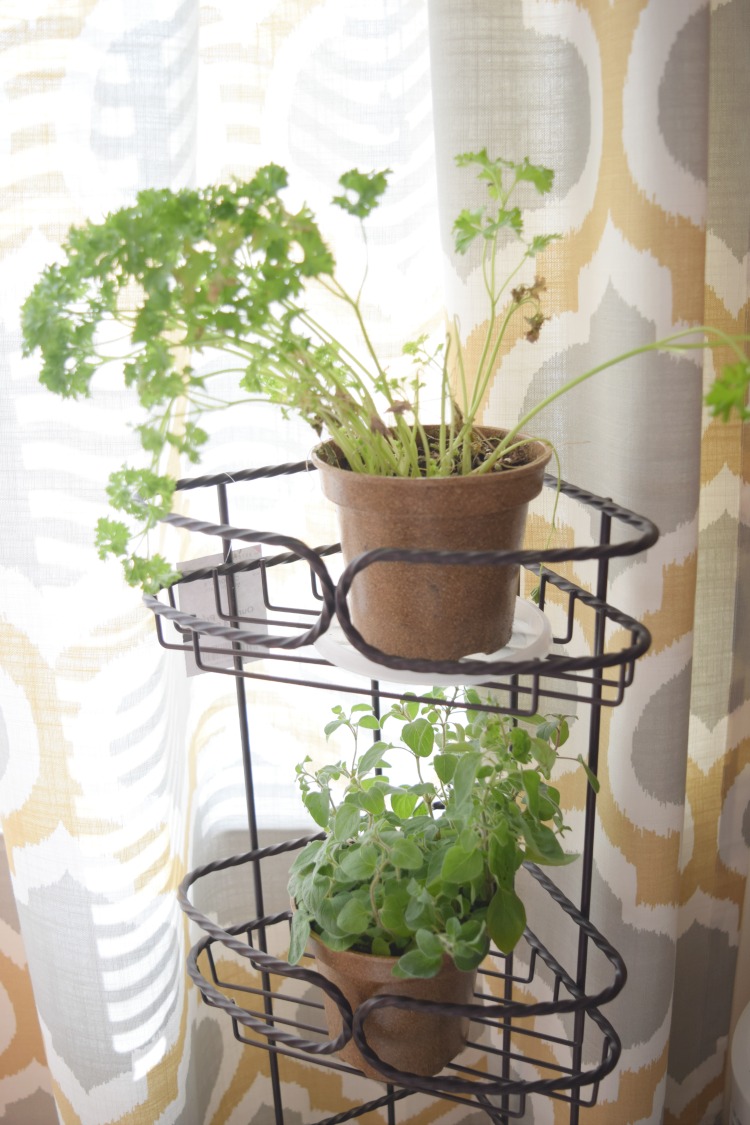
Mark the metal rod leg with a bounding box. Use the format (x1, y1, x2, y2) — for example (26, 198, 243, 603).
(218, 483, 285, 1125)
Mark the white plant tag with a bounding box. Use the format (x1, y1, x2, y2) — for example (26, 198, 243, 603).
(177, 546, 268, 677)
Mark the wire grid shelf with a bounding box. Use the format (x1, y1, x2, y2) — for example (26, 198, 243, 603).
(178, 837, 626, 1124)
(143, 461, 658, 1124)
(145, 467, 658, 716)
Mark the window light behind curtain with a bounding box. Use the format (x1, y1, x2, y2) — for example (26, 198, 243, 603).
(1, 3, 748, 1125)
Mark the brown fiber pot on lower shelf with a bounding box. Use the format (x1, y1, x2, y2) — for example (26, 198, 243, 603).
(312, 427, 551, 662)
(310, 937, 478, 1080)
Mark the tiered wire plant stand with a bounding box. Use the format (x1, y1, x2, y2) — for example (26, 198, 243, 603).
(145, 461, 659, 1125)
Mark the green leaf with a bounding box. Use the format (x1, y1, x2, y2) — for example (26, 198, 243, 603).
(433, 754, 457, 784)
(537, 787, 562, 822)
(454, 149, 508, 201)
(95, 517, 130, 559)
(318, 895, 353, 935)
(458, 919, 484, 943)
(415, 929, 443, 958)
(288, 838, 323, 877)
(122, 553, 180, 594)
(452, 940, 487, 972)
(705, 359, 750, 421)
(315, 932, 359, 952)
(336, 897, 372, 935)
(408, 782, 437, 800)
(306, 874, 333, 915)
(522, 769, 541, 817)
(106, 467, 175, 520)
(135, 423, 167, 455)
(487, 887, 527, 954)
(513, 158, 555, 195)
(488, 833, 521, 889)
(532, 716, 568, 750)
(530, 737, 557, 773)
(577, 754, 601, 794)
(339, 844, 379, 880)
(522, 821, 577, 867)
(316, 763, 343, 786)
(527, 233, 562, 256)
(405, 886, 436, 930)
(357, 714, 381, 730)
(534, 719, 558, 742)
(332, 802, 361, 841)
(357, 741, 391, 774)
(332, 168, 391, 219)
(445, 917, 461, 940)
(303, 790, 331, 829)
(390, 791, 419, 820)
(509, 727, 531, 759)
(441, 844, 483, 885)
(389, 838, 424, 871)
(392, 948, 443, 979)
(487, 207, 522, 235)
(358, 786, 386, 815)
(453, 208, 484, 254)
(380, 885, 412, 937)
(288, 908, 311, 964)
(402, 718, 434, 758)
(451, 752, 481, 807)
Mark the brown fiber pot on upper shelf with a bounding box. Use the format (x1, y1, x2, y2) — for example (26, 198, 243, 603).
(312, 426, 552, 662)
(310, 936, 478, 1080)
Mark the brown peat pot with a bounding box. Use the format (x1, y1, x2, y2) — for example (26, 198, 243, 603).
(310, 936, 478, 1080)
(312, 426, 551, 661)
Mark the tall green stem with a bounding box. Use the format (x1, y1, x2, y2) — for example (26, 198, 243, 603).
(500, 327, 750, 454)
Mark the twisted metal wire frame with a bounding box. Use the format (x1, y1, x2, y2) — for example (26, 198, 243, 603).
(178, 836, 626, 1113)
(143, 464, 658, 713)
(157, 462, 654, 1121)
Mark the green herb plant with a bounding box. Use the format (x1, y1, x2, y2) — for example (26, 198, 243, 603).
(287, 690, 598, 980)
(21, 153, 750, 592)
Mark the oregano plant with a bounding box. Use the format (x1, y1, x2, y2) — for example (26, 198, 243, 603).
(21, 152, 750, 592)
(287, 689, 598, 979)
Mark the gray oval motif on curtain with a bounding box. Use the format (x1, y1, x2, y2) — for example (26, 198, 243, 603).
(428, 1, 750, 1123)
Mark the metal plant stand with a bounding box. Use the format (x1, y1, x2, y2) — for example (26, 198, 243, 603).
(145, 463, 658, 1125)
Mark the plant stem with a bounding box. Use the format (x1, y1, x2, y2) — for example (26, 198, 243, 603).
(501, 328, 750, 452)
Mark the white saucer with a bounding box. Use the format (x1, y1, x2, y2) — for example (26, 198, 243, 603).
(313, 598, 552, 686)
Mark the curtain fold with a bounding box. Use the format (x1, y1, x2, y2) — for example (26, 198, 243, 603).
(428, 4, 706, 1122)
(1, 2, 748, 1124)
(667, 3, 750, 1119)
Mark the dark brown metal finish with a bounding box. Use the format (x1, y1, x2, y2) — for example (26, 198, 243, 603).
(144, 471, 656, 697)
(178, 842, 625, 1114)
(146, 459, 658, 1124)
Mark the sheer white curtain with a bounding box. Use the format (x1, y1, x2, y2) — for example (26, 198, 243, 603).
(1, 4, 444, 1123)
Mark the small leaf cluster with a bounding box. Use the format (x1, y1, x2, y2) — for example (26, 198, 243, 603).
(288, 691, 591, 980)
(705, 359, 750, 422)
(452, 152, 555, 253)
(20, 164, 378, 591)
(20, 153, 565, 589)
(21, 152, 749, 591)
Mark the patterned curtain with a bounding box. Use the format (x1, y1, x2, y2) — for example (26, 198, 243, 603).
(1, 3, 748, 1125)
(428, 3, 750, 1123)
